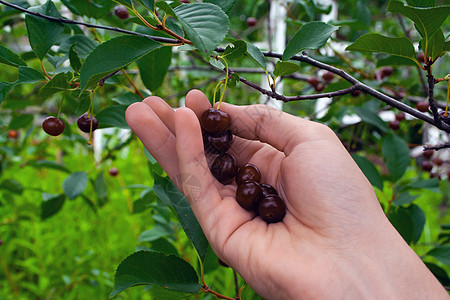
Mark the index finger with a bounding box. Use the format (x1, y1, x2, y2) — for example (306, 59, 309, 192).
(219, 102, 339, 155)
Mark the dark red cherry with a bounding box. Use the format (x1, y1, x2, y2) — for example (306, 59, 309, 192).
(246, 17, 257, 27)
(433, 158, 443, 166)
(236, 181, 263, 211)
(258, 195, 286, 223)
(235, 164, 261, 185)
(260, 183, 278, 197)
(307, 77, 319, 87)
(416, 101, 429, 113)
(42, 116, 65, 136)
(8, 129, 18, 139)
(109, 167, 119, 177)
(422, 149, 434, 159)
(395, 112, 406, 121)
(203, 130, 233, 154)
(417, 53, 425, 63)
(421, 160, 433, 172)
(77, 113, 98, 133)
(200, 108, 231, 134)
(388, 119, 400, 131)
(114, 6, 129, 19)
(351, 89, 361, 97)
(322, 71, 334, 82)
(210, 153, 238, 184)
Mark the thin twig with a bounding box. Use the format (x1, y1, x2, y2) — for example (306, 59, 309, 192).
(423, 143, 450, 151)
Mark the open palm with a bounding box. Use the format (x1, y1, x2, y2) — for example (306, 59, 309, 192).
(126, 90, 447, 299)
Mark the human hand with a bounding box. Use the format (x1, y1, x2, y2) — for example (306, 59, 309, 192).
(126, 90, 448, 299)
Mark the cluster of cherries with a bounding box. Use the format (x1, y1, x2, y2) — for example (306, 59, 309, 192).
(200, 108, 286, 223)
(41, 113, 98, 137)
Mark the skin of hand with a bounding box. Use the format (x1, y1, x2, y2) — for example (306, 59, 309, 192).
(125, 90, 448, 299)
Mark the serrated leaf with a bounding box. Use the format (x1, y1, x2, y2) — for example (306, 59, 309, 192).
(381, 134, 410, 182)
(69, 44, 82, 74)
(426, 29, 445, 60)
(204, 0, 237, 14)
(223, 40, 247, 60)
(138, 223, 175, 242)
(173, 3, 229, 57)
(61, 0, 114, 19)
(0, 44, 26, 67)
(427, 246, 450, 266)
(0, 179, 23, 195)
(393, 191, 419, 206)
(25, 0, 64, 60)
(227, 73, 240, 88)
(209, 57, 225, 69)
(79, 35, 162, 91)
(9, 114, 34, 129)
(155, 2, 176, 17)
(135, 0, 154, 11)
(112, 92, 143, 106)
(153, 173, 208, 261)
(113, 0, 133, 9)
(351, 154, 383, 190)
(353, 106, 389, 132)
(39, 73, 69, 99)
(387, 1, 450, 41)
(16, 66, 45, 84)
(95, 171, 108, 203)
(96, 105, 129, 129)
(246, 43, 267, 71)
(110, 251, 201, 297)
(406, 0, 435, 7)
(273, 61, 301, 77)
(282, 21, 338, 60)
(137, 46, 172, 92)
(63, 171, 88, 200)
(31, 160, 71, 173)
(405, 178, 440, 193)
(59, 35, 99, 59)
(408, 204, 425, 243)
(346, 33, 416, 60)
(376, 55, 417, 67)
(0, 82, 15, 104)
(41, 193, 66, 219)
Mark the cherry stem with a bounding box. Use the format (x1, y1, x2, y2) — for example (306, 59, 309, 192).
(212, 80, 224, 106)
(40, 60, 52, 80)
(121, 69, 145, 99)
(445, 79, 449, 116)
(133, 9, 158, 31)
(217, 56, 229, 109)
(57, 92, 65, 118)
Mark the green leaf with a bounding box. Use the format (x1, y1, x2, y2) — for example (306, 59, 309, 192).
(69, 44, 82, 74)
(59, 35, 99, 59)
(16, 66, 45, 84)
(138, 223, 175, 242)
(79, 35, 162, 91)
(137, 46, 172, 92)
(31, 160, 71, 173)
(95, 171, 108, 204)
(381, 134, 410, 182)
(173, 3, 229, 57)
(62, 0, 114, 19)
(96, 105, 129, 129)
(376, 55, 417, 67)
(39, 73, 69, 99)
(408, 204, 425, 243)
(282, 21, 338, 60)
(246, 43, 267, 71)
(0, 44, 26, 67)
(427, 246, 450, 266)
(0, 82, 15, 104)
(405, 178, 440, 193)
(25, 0, 64, 60)
(393, 191, 419, 206)
(112, 92, 143, 106)
(41, 193, 66, 220)
(63, 171, 88, 200)
(153, 173, 208, 261)
(135, 0, 154, 11)
(387, 1, 450, 41)
(353, 106, 389, 132)
(227, 73, 240, 88)
(113, 0, 133, 9)
(273, 61, 301, 77)
(222, 40, 247, 60)
(426, 29, 445, 61)
(110, 251, 201, 297)
(346, 33, 416, 60)
(351, 154, 383, 190)
(204, 0, 237, 14)
(155, 1, 176, 17)
(9, 114, 34, 130)
(0, 179, 23, 195)
(406, 0, 435, 7)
